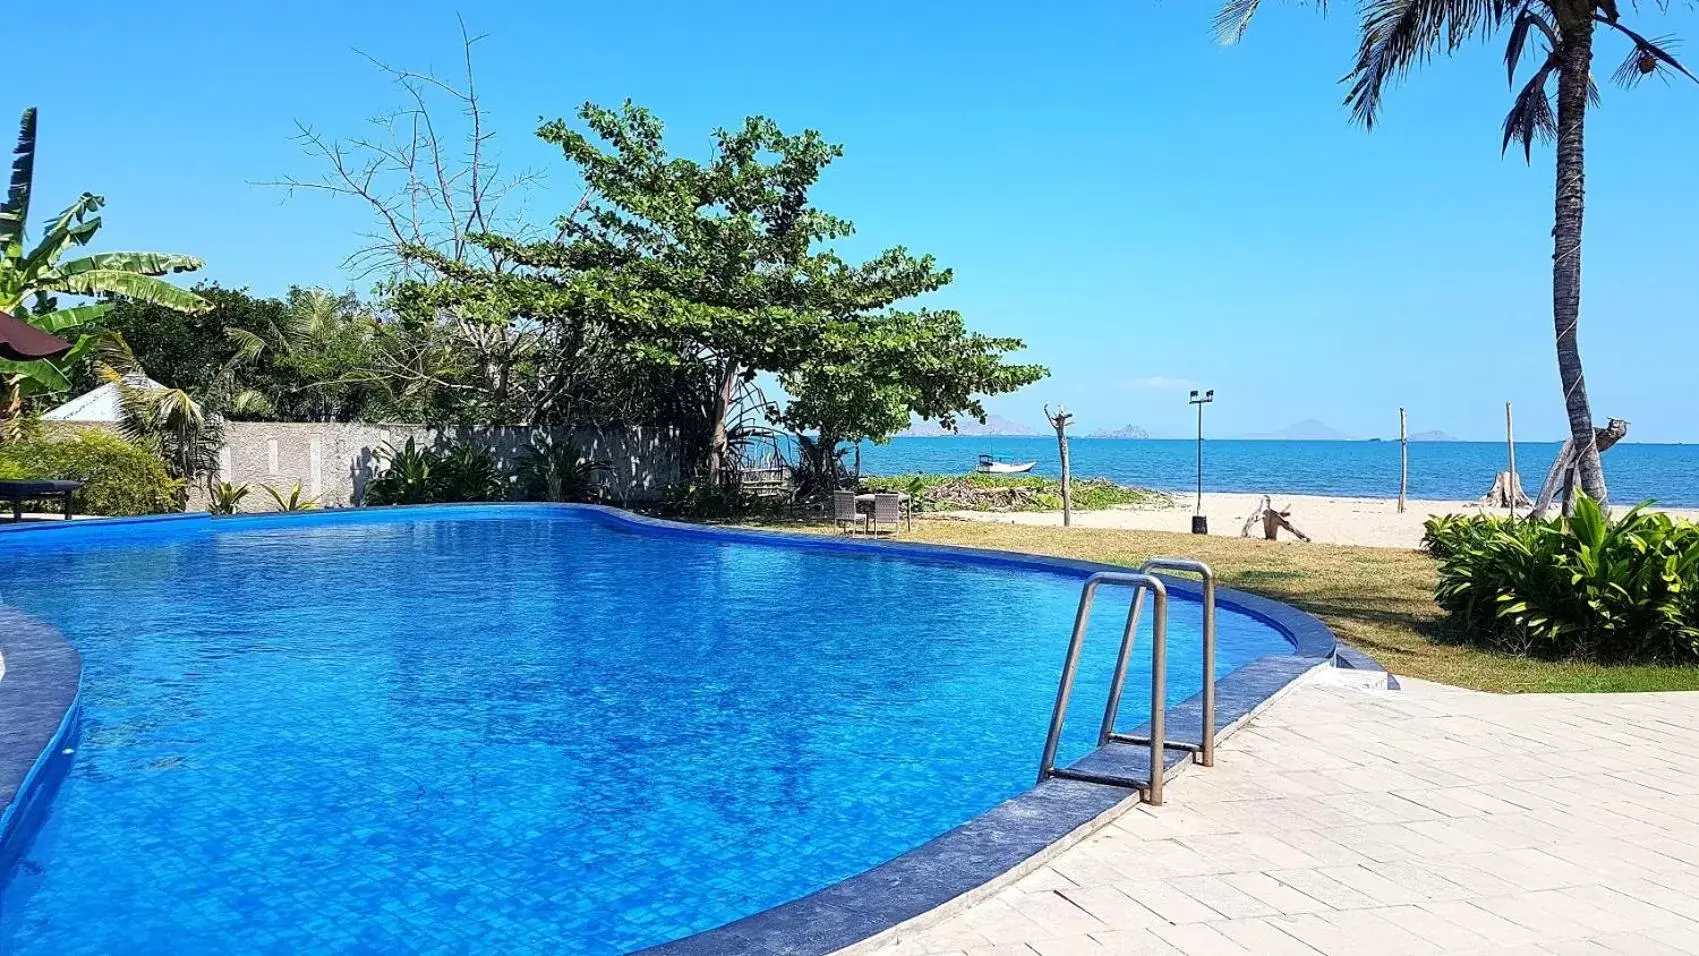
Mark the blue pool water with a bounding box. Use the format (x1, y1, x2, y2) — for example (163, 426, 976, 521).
(0, 507, 1293, 953)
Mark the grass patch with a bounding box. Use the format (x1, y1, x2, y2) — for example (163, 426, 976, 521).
(861, 472, 1171, 513)
(748, 517, 1699, 694)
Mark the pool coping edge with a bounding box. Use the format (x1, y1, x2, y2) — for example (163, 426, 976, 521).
(0, 502, 1342, 953)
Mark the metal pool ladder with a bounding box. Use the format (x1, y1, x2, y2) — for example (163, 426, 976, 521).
(1036, 558, 1217, 806)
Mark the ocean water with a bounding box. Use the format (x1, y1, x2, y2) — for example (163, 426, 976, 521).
(0, 507, 1292, 954)
(855, 437, 1699, 507)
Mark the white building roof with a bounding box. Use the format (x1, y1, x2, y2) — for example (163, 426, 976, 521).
(42, 374, 166, 422)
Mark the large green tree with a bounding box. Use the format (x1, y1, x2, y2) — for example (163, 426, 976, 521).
(1, 108, 209, 428)
(774, 308, 1046, 489)
(525, 102, 961, 481)
(1217, 0, 1692, 505)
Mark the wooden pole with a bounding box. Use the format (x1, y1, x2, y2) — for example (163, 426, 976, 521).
(1505, 401, 1517, 521)
(1046, 404, 1074, 527)
(1398, 407, 1408, 514)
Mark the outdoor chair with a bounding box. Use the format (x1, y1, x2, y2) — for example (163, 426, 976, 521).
(870, 492, 902, 537)
(832, 490, 866, 536)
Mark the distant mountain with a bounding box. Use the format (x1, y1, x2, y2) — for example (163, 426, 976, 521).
(898, 414, 1039, 437)
(1243, 419, 1354, 441)
(1087, 424, 1150, 439)
(1408, 430, 1455, 442)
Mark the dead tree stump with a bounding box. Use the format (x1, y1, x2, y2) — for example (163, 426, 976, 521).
(1239, 495, 1311, 542)
(1478, 471, 1533, 510)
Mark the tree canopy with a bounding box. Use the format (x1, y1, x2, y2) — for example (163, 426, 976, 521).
(397, 101, 1045, 477)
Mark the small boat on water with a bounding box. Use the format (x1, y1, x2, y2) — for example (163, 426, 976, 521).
(977, 453, 1036, 475)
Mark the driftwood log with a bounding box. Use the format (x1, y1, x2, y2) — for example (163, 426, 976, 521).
(1478, 471, 1533, 510)
(1530, 419, 1628, 519)
(1239, 495, 1311, 542)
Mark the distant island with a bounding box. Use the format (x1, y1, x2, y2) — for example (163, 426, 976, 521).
(1408, 430, 1455, 442)
(897, 414, 1038, 437)
(1087, 424, 1150, 439)
(1243, 419, 1354, 441)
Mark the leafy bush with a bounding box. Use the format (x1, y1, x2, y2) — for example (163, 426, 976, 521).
(860, 472, 1168, 513)
(658, 481, 770, 520)
(515, 439, 609, 503)
(1426, 496, 1699, 664)
(0, 431, 181, 516)
(363, 437, 506, 506)
(432, 443, 505, 502)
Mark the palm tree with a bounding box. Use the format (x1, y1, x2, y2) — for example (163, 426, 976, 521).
(1, 107, 209, 429)
(1217, 0, 1692, 505)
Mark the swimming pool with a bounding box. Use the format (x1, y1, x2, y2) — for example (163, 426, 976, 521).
(0, 506, 1307, 953)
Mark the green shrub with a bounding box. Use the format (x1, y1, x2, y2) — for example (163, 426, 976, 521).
(515, 439, 609, 503)
(860, 472, 1167, 513)
(0, 431, 181, 516)
(432, 443, 505, 502)
(363, 437, 507, 506)
(1426, 496, 1699, 664)
(658, 481, 769, 520)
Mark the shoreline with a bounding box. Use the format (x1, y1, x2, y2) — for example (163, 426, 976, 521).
(933, 491, 1699, 550)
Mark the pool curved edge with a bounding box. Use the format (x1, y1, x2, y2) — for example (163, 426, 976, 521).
(577, 506, 1341, 956)
(0, 608, 82, 865)
(0, 503, 1339, 954)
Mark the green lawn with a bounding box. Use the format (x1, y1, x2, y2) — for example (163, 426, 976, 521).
(751, 517, 1699, 694)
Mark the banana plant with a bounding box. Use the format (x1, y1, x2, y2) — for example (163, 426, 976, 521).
(1, 108, 210, 423)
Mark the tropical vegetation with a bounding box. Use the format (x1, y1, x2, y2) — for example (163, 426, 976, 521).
(0, 430, 180, 516)
(1424, 498, 1699, 664)
(860, 473, 1169, 513)
(1218, 0, 1693, 506)
(1, 108, 208, 435)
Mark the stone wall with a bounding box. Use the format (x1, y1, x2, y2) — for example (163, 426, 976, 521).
(191, 422, 682, 511)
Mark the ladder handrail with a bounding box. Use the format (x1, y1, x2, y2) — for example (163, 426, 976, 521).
(1100, 557, 1217, 768)
(1036, 571, 1170, 805)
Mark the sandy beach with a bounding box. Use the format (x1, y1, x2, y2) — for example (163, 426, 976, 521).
(937, 491, 1699, 550)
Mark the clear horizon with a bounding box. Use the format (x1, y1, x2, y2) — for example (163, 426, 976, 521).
(13, 1, 1698, 443)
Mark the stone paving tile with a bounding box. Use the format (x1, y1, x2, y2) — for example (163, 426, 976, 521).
(856, 671, 1699, 956)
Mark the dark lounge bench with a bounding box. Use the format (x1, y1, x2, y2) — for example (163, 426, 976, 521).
(0, 480, 85, 521)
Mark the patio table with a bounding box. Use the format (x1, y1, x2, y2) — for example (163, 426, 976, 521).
(1, 479, 84, 521)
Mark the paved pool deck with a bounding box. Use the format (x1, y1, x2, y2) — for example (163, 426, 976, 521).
(854, 669, 1699, 956)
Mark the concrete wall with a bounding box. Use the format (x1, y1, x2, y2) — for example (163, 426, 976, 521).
(193, 422, 683, 511)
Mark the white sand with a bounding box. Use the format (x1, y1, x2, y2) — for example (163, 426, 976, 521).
(937, 492, 1699, 550)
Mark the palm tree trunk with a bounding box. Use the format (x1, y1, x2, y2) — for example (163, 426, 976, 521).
(1552, 24, 1607, 505)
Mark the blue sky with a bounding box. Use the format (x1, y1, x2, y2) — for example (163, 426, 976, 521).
(13, 1, 1699, 441)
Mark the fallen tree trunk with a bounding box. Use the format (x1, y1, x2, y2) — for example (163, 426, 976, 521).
(1530, 419, 1628, 519)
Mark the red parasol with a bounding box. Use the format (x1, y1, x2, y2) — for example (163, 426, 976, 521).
(0, 309, 72, 362)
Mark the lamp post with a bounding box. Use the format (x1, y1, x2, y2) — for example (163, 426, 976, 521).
(1189, 389, 1214, 534)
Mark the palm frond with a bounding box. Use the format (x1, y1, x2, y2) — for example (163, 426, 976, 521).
(230, 388, 275, 417)
(224, 326, 269, 363)
(1345, 0, 1521, 126)
(1503, 7, 1555, 84)
(1213, 0, 1267, 44)
(1601, 22, 1696, 86)
(1501, 56, 1559, 160)
(1, 108, 36, 254)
